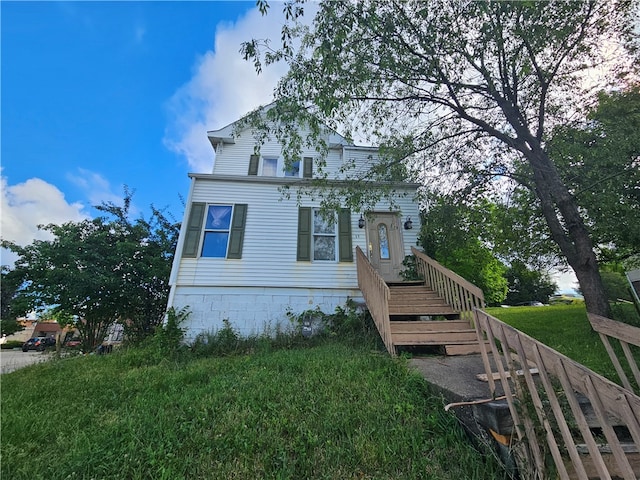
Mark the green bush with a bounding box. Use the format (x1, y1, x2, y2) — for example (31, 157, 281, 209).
(0, 340, 23, 350)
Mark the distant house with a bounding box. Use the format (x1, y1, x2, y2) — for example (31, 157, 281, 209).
(33, 321, 62, 339)
(167, 108, 421, 340)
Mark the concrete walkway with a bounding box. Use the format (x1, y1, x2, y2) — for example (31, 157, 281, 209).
(409, 354, 513, 445)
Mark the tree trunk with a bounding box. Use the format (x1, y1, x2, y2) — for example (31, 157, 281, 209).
(526, 148, 611, 317)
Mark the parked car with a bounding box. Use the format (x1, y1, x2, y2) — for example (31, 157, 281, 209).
(64, 338, 82, 348)
(22, 337, 56, 352)
(514, 301, 545, 307)
(549, 294, 584, 305)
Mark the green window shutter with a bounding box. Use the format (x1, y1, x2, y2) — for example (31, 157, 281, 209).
(303, 157, 313, 178)
(248, 155, 259, 175)
(338, 208, 353, 262)
(182, 202, 206, 258)
(297, 207, 312, 261)
(227, 204, 248, 259)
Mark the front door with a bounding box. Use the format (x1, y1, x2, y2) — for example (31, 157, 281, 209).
(366, 212, 405, 283)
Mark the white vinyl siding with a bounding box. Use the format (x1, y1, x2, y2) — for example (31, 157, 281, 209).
(171, 176, 420, 290)
(212, 129, 345, 178)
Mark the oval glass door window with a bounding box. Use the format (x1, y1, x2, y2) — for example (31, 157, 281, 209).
(378, 224, 390, 259)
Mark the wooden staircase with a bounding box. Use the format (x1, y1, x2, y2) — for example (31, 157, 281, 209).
(356, 246, 486, 356)
(388, 284, 485, 355)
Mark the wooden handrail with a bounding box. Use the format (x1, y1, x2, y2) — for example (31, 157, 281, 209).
(588, 313, 640, 395)
(411, 246, 484, 321)
(475, 308, 640, 480)
(356, 246, 394, 355)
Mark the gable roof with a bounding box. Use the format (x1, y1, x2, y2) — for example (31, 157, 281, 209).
(207, 103, 354, 152)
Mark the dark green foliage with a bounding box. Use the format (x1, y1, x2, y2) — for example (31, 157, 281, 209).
(150, 307, 189, 355)
(190, 301, 381, 359)
(548, 85, 640, 265)
(504, 261, 557, 305)
(1, 189, 180, 350)
(400, 254, 423, 281)
(0, 266, 28, 325)
(419, 195, 508, 305)
(0, 319, 23, 336)
(0, 340, 24, 349)
(600, 270, 634, 303)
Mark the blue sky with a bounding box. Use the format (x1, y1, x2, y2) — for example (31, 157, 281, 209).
(2, 1, 289, 263)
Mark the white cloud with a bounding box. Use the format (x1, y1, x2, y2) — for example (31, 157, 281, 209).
(164, 6, 293, 173)
(1, 174, 88, 266)
(66, 168, 125, 208)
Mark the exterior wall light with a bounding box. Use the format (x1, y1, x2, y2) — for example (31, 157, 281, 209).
(404, 217, 413, 230)
(358, 215, 365, 229)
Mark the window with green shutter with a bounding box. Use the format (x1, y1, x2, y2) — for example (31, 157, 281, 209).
(227, 204, 247, 259)
(303, 157, 313, 178)
(298, 208, 351, 262)
(248, 155, 259, 175)
(185, 203, 248, 259)
(338, 209, 353, 262)
(297, 207, 312, 261)
(182, 203, 206, 258)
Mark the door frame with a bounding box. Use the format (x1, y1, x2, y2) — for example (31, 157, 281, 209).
(364, 211, 405, 283)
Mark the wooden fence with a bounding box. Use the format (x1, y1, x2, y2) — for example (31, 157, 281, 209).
(356, 246, 394, 355)
(411, 247, 485, 320)
(474, 309, 640, 479)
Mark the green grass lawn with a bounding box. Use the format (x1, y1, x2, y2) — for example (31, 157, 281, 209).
(1, 341, 507, 480)
(484, 303, 640, 384)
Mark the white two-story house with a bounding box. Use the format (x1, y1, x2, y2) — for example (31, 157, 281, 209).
(167, 109, 421, 340)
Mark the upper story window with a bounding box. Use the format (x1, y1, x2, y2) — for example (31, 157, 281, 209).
(248, 155, 313, 178)
(262, 158, 278, 176)
(284, 160, 300, 177)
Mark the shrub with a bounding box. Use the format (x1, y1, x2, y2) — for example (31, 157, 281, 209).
(0, 340, 23, 350)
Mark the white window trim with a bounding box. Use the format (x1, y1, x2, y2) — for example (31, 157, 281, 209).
(200, 203, 233, 258)
(259, 156, 302, 178)
(312, 208, 337, 262)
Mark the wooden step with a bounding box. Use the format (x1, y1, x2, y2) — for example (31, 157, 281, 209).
(389, 305, 459, 316)
(389, 295, 443, 305)
(390, 320, 471, 333)
(389, 286, 438, 295)
(391, 329, 478, 345)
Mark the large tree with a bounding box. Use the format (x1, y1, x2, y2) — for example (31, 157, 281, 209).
(548, 85, 640, 266)
(2, 193, 180, 349)
(242, 0, 638, 317)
